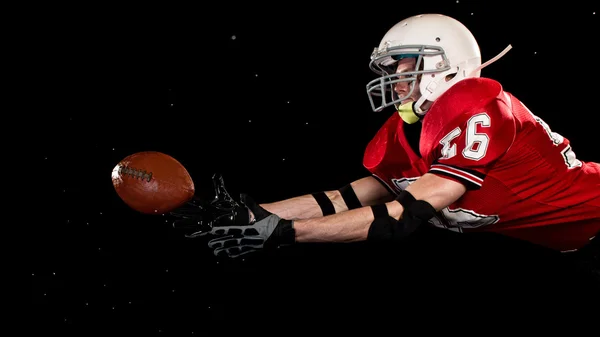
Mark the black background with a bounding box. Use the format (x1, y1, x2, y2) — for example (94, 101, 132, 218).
(33, 1, 599, 335)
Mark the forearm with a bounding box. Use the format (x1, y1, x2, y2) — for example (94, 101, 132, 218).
(293, 200, 403, 243)
(260, 176, 394, 221)
(259, 191, 346, 220)
(292, 174, 467, 243)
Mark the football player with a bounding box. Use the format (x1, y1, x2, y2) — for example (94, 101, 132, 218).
(171, 14, 599, 273)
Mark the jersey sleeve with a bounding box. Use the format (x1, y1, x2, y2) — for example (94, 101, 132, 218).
(422, 78, 517, 190)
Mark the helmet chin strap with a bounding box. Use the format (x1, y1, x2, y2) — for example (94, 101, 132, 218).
(412, 44, 513, 116)
(413, 95, 428, 117)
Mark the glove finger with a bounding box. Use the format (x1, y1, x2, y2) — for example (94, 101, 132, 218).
(184, 230, 211, 239)
(172, 218, 213, 239)
(226, 246, 260, 259)
(212, 173, 236, 204)
(208, 235, 264, 249)
(172, 217, 212, 230)
(240, 194, 271, 221)
(213, 243, 262, 258)
(169, 207, 205, 218)
(191, 194, 209, 204)
(207, 235, 240, 249)
(172, 195, 208, 211)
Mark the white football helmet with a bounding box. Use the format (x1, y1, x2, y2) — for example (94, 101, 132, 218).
(366, 14, 486, 116)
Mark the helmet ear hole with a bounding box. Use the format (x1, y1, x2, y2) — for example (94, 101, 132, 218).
(445, 72, 457, 82)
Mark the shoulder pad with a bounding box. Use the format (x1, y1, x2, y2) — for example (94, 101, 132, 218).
(433, 77, 503, 116)
(420, 77, 508, 157)
(422, 77, 503, 129)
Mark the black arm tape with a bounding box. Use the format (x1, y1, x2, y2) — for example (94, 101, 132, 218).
(312, 191, 336, 216)
(338, 184, 362, 210)
(370, 204, 389, 218)
(395, 189, 416, 208)
(368, 197, 437, 242)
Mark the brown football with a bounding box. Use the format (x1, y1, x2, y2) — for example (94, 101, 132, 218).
(111, 151, 195, 215)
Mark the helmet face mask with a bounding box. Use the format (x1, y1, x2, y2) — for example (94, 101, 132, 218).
(367, 45, 452, 113)
(366, 14, 482, 115)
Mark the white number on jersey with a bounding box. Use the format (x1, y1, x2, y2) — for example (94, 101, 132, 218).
(439, 112, 491, 161)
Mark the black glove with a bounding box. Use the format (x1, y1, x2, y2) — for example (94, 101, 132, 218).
(207, 193, 296, 258)
(169, 173, 251, 238)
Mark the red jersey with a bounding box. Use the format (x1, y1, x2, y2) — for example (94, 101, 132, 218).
(363, 77, 600, 252)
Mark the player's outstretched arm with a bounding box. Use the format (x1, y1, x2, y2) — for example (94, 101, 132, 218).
(293, 173, 466, 243)
(206, 174, 466, 258)
(260, 176, 395, 221)
(169, 174, 392, 239)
